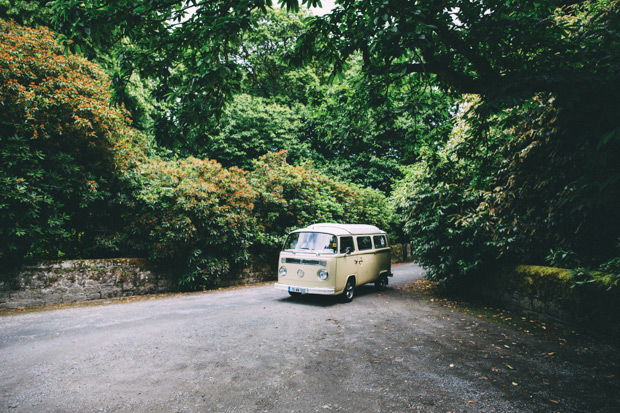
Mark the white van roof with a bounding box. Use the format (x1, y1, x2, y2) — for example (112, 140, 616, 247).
(293, 223, 386, 236)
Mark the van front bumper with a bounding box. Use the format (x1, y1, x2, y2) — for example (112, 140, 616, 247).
(274, 283, 336, 295)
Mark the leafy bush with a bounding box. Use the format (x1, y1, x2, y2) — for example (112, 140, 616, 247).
(394, 158, 498, 288)
(0, 20, 148, 265)
(120, 157, 257, 287)
(396, 88, 620, 288)
(202, 94, 312, 170)
(249, 151, 395, 258)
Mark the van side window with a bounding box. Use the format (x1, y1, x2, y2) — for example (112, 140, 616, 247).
(373, 235, 387, 249)
(340, 236, 355, 253)
(357, 236, 372, 251)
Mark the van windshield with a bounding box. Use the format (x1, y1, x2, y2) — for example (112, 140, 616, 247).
(283, 232, 337, 254)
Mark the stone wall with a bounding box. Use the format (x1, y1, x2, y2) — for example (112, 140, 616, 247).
(466, 265, 620, 340)
(208, 260, 276, 288)
(0, 258, 276, 310)
(0, 259, 178, 309)
(2, 245, 415, 310)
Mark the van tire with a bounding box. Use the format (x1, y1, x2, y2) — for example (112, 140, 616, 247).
(341, 278, 355, 303)
(375, 274, 388, 292)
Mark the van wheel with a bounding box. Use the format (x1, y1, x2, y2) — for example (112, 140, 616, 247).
(375, 274, 388, 292)
(341, 278, 355, 303)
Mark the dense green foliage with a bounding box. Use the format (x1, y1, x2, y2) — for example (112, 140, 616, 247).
(47, 2, 322, 148)
(3, 0, 620, 291)
(0, 19, 394, 287)
(0, 0, 52, 27)
(41, 3, 454, 191)
(390, 1, 620, 286)
(204, 94, 311, 170)
(120, 157, 257, 286)
(0, 20, 148, 264)
(305, 63, 456, 192)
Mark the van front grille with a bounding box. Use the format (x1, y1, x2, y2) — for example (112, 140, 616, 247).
(282, 258, 326, 266)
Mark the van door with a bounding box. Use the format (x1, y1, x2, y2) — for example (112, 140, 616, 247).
(355, 235, 375, 284)
(373, 234, 391, 277)
(337, 236, 358, 292)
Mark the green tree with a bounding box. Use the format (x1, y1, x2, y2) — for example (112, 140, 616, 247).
(203, 94, 312, 170)
(238, 7, 326, 104)
(49, 1, 322, 151)
(0, 0, 54, 27)
(305, 56, 456, 192)
(296, 1, 592, 107)
(153, 8, 325, 157)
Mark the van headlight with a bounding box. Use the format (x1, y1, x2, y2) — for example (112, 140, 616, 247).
(318, 269, 328, 280)
(279, 266, 287, 277)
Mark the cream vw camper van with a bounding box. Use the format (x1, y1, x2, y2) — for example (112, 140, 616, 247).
(274, 223, 392, 302)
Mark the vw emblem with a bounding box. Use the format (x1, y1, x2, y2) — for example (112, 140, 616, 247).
(297, 269, 305, 278)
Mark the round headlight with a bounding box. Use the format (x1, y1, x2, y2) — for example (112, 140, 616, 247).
(279, 266, 287, 277)
(318, 269, 328, 280)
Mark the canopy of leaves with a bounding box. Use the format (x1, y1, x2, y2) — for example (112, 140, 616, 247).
(296, 1, 590, 105)
(48, 1, 318, 145)
(0, 0, 53, 27)
(305, 57, 456, 192)
(203, 94, 312, 170)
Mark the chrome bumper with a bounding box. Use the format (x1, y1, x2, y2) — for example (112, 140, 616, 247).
(274, 283, 336, 295)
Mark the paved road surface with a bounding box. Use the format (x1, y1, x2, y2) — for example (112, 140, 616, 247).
(1, 263, 619, 412)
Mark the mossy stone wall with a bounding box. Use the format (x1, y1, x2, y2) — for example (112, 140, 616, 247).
(468, 265, 620, 339)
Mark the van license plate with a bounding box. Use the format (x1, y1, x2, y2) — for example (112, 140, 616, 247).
(289, 286, 308, 294)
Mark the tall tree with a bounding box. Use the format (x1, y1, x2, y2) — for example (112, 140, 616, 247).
(305, 56, 456, 192)
(49, 1, 322, 149)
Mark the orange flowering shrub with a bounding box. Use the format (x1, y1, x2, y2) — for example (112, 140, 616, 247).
(0, 19, 149, 264)
(122, 157, 257, 286)
(249, 151, 395, 258)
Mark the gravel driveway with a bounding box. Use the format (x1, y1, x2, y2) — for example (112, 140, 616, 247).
(1, 263, 619, 412)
